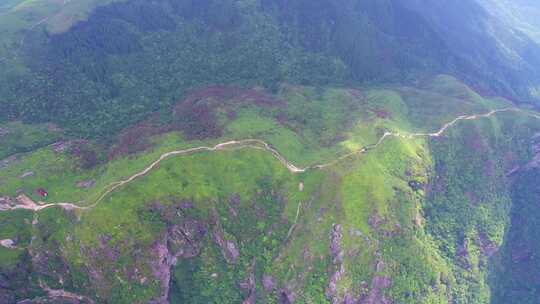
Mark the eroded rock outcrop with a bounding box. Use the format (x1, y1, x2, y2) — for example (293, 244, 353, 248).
(149, 218, 207, 304)
(0, 239, 16, 249)
(240, 259, 257, 304)
(30, 242, 72, 291)
(326, 224, 345, 304)
(526, 133, 540, 169)
(0, 288, 15, 304)
(0, 155, 18, 170)
(168, 219, 207, 260)
(0, 196, 15, 211)
(262, 274, 276, 293)
(0, 127, 9, 137)
(278, 286, 296, 304)
(477, 233, 499, 257)
(363, 261, 392, 304)
(150, 240, 172, 304)
(75, 180, 95, 189)
(212, 228, 239, 264)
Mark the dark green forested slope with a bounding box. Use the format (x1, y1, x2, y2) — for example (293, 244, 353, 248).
(1, 0, 540, 139)
(491, 168, 540, 303)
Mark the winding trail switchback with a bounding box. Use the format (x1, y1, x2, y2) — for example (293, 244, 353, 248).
(1, 107, 539, 213)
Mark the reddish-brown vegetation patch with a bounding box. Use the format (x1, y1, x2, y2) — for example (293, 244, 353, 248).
(173, 85, 283, 140)
(108, 85, 284, 157)
(464, 191, 480, 205)
(462, 127, 487, 153)
(182, 85, 283, 107)
(69, 140, 103, 169)
(108, 116, 173, 159)
(173, 100, 222, 140)
(370, 108, 392, 119)
(347, 89, 367, 103)
(477, 233, 499, 257)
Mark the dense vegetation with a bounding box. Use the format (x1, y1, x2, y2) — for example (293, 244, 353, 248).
(1, 0, 540, 139)
(2, 0, 540, 303)
(491, 169, 540, 303)
(2, 77, 540, 303)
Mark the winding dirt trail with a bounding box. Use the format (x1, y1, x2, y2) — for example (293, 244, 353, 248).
(2, 107, 539, 213)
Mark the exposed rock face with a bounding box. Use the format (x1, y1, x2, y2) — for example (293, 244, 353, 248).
(38, 281, 95, 304)
(364, 261, 392, 304)
(0, 239, 16, 249)
(0, 288, 15, 304)
(150, 240, 172, 304)
(228, 194, 240, 217)
(16, 194, 38, 208)
(95, 235, 119, 262)
(326, 224, 345, 304)
(365, 277, 392, 304)
(212, 228, 239, 264)
(240, 259, 257, 304)
(75, 180, 95, 189)
(30, 230, 72, 289)
(51, 141, 72, 153)
(168, 219, 207, 261)
(477, 233, 499, 257)
(0, 196, 15, 211)
(0, 274, 10, 290)
(262, 275, 276, 292)
(527, 133, 540, 169)
(0, 155, 18, 170)
(344, 292, 359, 304)
(150, 218, 207, 304)
(278, 286, 296, 304)
(456, 238, 471, 269)
(17, 297, 91, 304)
(19, 171, 34, 179)
(368, 214, 383, 230)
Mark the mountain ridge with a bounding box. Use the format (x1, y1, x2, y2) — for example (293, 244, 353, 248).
(2, 1, 540, 303)
(1, 0, 540, 138)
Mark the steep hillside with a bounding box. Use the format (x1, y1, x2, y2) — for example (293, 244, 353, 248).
(2, 77, 540, 303)
(2, 1, 540, 303)
(479, 0, 540, 44)
(1, 0, 540, 138)
(491, 169, 540, 303)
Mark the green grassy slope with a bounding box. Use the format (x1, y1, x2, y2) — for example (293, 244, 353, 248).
(0, 121, 63, 159)
(1, 77, 540, 303)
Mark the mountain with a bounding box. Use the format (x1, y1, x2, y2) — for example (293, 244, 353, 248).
(479, 0, 540, 44)
(1, 1, 540, 303)
(1, 0, 540, 136)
